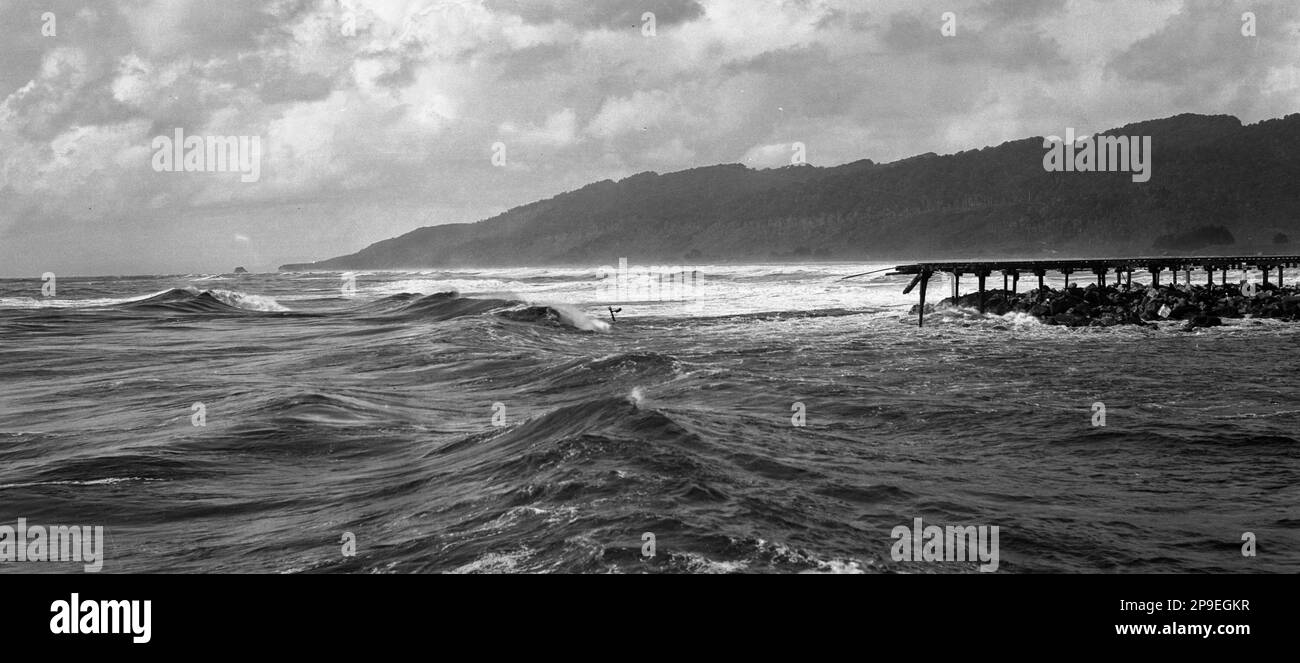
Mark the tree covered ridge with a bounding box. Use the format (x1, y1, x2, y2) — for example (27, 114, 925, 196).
(280, 112, 1300, 270)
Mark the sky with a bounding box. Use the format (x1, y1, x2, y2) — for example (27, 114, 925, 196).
(1, 0, 1298, 276)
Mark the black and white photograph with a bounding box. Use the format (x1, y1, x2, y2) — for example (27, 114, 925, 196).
(0, 0, 1295, 648)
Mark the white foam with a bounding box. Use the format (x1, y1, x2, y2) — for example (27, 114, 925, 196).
(446, 548, 534, 574)
(1000, 311, 1044, 327)
(798, 560, 868, 574)
(0, 289, 176, 310)
(203, 288, 290, 312)
(542, 301, 610, 332)
(675, 552, 749, 574)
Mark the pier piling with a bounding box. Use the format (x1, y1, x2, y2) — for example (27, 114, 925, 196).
(917, 270, 930, 327)
(887, 255, 1300, 326)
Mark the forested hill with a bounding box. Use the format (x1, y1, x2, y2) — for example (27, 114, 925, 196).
(280, 112, 1300, 270)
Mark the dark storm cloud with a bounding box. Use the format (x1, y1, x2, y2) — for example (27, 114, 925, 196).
(978, 0, 1069, 23)
(495, 42, 579, 81)
(129, 0, 319, 58)
(254, 67, 336, 105)
(0, 1, 80, 97)
(882, 12, 1070, 72)
(1107, 0, 1297, 83)
(484, 0, 704, 29)
(720, 44, 857, 118)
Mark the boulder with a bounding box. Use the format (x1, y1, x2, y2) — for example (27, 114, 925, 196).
(1183, 314, 1223, 331)
(927, 282, 1299, 328)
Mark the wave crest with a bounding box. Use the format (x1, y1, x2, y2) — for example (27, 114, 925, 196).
(123, 287, 289, 313)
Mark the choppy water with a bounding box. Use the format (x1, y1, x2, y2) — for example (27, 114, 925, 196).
(1, 264, 1296, 573)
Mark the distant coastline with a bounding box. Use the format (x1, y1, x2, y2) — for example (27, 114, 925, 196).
(280, 112, 1300, 272)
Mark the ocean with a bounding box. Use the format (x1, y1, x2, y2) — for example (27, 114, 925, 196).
(1, 264, 1296, 573)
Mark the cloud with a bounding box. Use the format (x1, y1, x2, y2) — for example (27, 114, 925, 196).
(2, 0, 1299, 275)
(586, 90, 682, 139)
(501, 107, 579, 146)
(880, 10, 1070, 73)
(742, 142, 801, 168)
(642, 137, 696, 165)
(484, 0, 705, 29)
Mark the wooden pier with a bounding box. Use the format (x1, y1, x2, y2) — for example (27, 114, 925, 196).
(890, 255, 1300, 327)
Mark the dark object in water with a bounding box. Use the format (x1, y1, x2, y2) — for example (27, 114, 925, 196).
(608, 306, 622, 323)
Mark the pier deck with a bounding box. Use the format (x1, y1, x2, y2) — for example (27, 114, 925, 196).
(889, 255, 1300, 326)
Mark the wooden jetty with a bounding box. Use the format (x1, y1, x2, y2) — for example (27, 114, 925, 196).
(889, 255, 1300, 327)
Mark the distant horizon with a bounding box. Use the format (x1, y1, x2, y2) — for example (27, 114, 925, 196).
(10, 248, 1300, 281)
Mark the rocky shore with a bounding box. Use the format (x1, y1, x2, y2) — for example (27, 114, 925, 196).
(913, 282, 1300, 330)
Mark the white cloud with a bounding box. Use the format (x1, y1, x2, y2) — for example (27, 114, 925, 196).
(741, 142, 799, 168)
(587, 89, 680, 139)
(2, 0, 1297, 275)
(642, 137, 696, 165)
(500, 107, 578, 146)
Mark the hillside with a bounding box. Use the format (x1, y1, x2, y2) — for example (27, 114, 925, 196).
(280, 112, 1300, 270)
